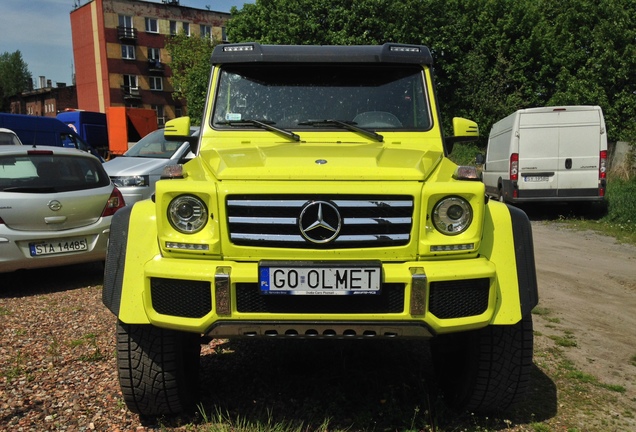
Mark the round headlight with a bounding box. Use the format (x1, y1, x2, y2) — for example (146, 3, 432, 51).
(168, 195, 208, 233)
(432, 196, 472, 235)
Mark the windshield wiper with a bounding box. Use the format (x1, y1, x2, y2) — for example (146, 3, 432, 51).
(217, 119, 300, 142)
(297, 119, 384, 142)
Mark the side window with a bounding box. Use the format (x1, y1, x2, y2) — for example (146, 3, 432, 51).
(182, 22, 190, 36)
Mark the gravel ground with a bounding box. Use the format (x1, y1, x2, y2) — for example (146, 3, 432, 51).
(0, 263, 144, 431)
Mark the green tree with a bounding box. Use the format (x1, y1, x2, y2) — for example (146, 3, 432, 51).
(0, 50, 32, 111)
(227, 0, 636, 142)
(165, 33, 218, 124)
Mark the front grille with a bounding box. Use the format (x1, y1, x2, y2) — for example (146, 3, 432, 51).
(227, 194, 413, 249)
(236, 283, 405, 313)
(428, 278, 489, 319)
(151, 278, 212, 318)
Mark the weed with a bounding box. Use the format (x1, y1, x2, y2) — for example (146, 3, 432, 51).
(532, 306, 551, 316)
(0, 306, 11, 316)
(48, 338, 61, 364)
(599, 383, 626, 393)
(77, 333, 105, 362)
(531, 422, 551, 432)
(630, 354, 636, 367)
(550, 331, 577, 347)
(2, 351, 25, 382)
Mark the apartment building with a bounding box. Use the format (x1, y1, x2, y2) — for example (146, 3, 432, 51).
(70, 0, 229, 126)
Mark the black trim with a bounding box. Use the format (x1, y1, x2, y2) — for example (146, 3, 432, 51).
(212, 43, 434, 65)
(507, 205, 539, 316)
(102, 205, 132, 316)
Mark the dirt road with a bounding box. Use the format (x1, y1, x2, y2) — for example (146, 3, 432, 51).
(530, 221, 636, 429)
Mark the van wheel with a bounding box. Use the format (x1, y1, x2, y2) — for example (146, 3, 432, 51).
(116, 321, 201, 416)
(431, 314, 534, 413)
(498, 188, 505, 202)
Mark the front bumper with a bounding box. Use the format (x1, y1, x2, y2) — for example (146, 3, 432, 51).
(118, 256, 500, 338)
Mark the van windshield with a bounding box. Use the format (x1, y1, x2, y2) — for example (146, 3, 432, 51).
(212, 64, 432, 131)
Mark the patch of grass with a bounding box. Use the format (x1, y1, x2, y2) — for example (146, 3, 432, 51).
(0, 306, 11, 316)
(2, 351, 25, 382)
(550, 331, 577, 347)
(630, 354, 636, 367)
(75, 333, 105, 362)
(532, 306, 551, 316)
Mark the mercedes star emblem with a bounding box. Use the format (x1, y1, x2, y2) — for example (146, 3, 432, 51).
(298, 201, 342, 244)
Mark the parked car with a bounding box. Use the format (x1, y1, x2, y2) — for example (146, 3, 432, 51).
(0, 128, 23, 145)
(103, 127, 199, 205)
(0, 146, 125, 273)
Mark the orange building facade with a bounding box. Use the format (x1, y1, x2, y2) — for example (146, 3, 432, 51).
(70, 0, 229, 126)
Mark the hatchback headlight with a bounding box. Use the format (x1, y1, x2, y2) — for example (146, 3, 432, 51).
(168, 195, 208, 233)
(432, 196, 472, 235)
(111, 175, 149, 188)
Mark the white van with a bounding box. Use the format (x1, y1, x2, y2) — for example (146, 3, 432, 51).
(481, 105, 607, 204)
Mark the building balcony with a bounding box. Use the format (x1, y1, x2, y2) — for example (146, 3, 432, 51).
(148, 60, 165, 75)
(117, 26, 137, 41)
(121, 86, 141, 100)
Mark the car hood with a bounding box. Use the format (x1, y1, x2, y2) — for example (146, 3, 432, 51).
(103, 157, 172, 176)
(199, 141, 444, 181)
(0, 186, 114, 231)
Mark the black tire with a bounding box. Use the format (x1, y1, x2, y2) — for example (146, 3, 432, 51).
(431, 314, 533, 413)
(116, 321, 201, 416)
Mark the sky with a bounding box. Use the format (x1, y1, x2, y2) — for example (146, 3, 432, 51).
(0, 0, 251, 88)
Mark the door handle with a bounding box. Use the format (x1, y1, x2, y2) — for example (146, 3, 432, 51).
(565, 158, 572, 169)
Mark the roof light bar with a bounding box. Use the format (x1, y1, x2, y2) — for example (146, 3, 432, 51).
(223, 45, 254, 52)
(390, 46, 420, 53)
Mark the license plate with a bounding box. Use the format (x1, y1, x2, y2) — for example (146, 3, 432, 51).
(29, 238, 88, 256)
(524, 176, 549, 182)
(259, 261, 381, 295)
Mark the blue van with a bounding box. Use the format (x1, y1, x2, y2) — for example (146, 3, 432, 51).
(57, 110, 109, 156)
(0, 113, 102, 160)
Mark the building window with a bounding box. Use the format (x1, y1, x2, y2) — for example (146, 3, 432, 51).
(122, 45, 135, 60)
(145, 17, 158, 33)
(222, 27, 227, 42)
(182, 22, 190, 36)
(148, 47, 160, 62)
(153, 105, 165, 127)
(119, 15, 133, 29)
(175, 107, 183, 118)
(149, 76, 163, 91)
(200, 25, 211, 39)
(123, 75, 138, 91)
(169, 20, 177, 36)
(118, 15, 135, 38)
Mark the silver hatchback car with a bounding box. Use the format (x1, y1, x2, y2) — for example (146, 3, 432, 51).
(104, 127, 199, 206)
(0, 146, 125, 273)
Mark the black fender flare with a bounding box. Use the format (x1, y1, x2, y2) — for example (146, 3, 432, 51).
(102, 205, 132, 316)
(508, 205, 539, 316)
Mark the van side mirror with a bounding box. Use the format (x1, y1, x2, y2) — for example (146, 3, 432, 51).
(475, 153, 485, 165)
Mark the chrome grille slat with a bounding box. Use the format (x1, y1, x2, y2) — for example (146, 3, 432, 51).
(227, 194, 413, 249)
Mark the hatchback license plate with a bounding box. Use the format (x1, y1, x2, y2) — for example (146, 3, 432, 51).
(259, 262, 381, 295)
(29, 238, 88, 256)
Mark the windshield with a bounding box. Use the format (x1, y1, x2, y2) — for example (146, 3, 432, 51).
(212, 64, 431, 131)
(124, 128, 197, 159)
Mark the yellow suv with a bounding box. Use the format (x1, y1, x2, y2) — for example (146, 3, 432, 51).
(103, 42, 538, 416)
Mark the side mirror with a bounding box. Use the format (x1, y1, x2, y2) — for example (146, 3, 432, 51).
(445, 117, 479, 154)
(475, 153, 485, 165)
(164, 116, 199, 153)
